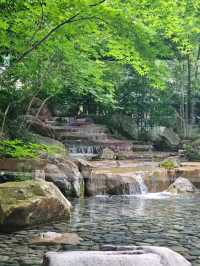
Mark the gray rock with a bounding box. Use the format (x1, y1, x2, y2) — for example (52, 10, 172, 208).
(101, 148, 115, 160)
(85, 171, 142, 196)
(0, 180, 71, 231)
(43, 246, 191, 266)
(152, 126, 180, 150)
(45, 160, 84, 197)
(30, 133, 68, 159)
(167, 177, 198, 194)
(111, 114, 138, 139)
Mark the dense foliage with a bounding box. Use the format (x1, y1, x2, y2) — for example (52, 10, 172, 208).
(0, 0, 200, 138)
(0, 139, 46, 158)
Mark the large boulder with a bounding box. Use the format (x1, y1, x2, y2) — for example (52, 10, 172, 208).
(0, 180, 71, 231)
(167, 177, 198, 194)
(152, 127, 180, 151)
(85, 169, 171, 196)
(30, 133, 68, 159)
(111, 113, 138, 139)
(85, 171, 142, 196)
(101, 148, 116, 160)
(43, 246, 191, 266)
(167, 162, 200, 188)
(45, 160, 84, 197)
(80, 160, 171, 195)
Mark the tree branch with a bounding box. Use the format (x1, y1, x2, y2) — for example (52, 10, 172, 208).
(194, 43, 200, 80)
(15, 14, 108, 64)
(89, 0, 106, 7)
(0, 104, 10, 138)
(15, 12, 81, 63)
(15, 1, 107, 64)
(1, 0, 107, 71)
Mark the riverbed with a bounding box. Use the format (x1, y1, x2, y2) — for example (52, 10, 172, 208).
(0, 195, 200, 266)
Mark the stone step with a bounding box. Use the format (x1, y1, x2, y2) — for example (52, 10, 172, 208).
(133, 144, 153, 152)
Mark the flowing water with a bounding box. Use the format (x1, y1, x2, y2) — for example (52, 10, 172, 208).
(133, 173, 148, 194)
(67, 144, 102, 154)
(0, 195, 200, 266)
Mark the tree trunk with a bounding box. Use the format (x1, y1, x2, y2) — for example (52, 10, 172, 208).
(187, 55, 192, 125)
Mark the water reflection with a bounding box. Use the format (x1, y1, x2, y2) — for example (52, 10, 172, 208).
(0, 195, 200, 266)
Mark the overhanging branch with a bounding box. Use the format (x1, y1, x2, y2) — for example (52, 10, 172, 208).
(16, 12, 81, 63)
(15, 0, 107, 64)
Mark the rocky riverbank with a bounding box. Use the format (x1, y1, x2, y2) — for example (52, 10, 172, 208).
(0, 116, 199, 265)
(1, 195, 200, 265)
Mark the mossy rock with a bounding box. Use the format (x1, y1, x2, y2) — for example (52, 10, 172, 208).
(30, 133, 68, 159)
(160, 158, 179, 169)
(0, 180, 71, 231)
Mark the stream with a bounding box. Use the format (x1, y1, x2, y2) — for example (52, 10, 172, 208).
(0, 194, 200, 266)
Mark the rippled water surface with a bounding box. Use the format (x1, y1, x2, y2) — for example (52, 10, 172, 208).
(0, 195, 200, 266)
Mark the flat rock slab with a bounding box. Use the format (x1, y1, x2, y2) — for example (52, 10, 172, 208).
(43, 246, 191, 266)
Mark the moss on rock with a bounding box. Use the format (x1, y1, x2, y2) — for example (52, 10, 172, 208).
(160, 158, 179, 169)
(0, 180, 71, 231)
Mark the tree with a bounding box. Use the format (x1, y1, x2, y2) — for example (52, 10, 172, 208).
(0, 0, 200, 138)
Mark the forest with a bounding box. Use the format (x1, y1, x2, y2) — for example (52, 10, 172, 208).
(0, 1, 200, 266)
(0, 0, 200, 139)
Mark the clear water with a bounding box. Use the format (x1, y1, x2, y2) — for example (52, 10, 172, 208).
(0, 195, 200, 266)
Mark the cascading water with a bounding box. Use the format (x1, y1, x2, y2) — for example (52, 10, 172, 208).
(134, 173, 148, 194)
(125, 173, 148, 195)
(68, 144, 102, 155)
(94, 172, 149, 197)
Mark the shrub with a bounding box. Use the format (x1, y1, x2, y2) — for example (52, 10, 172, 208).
(160, 159, 177, 169)
(0, 139, 47, 159)
(183, 144, 200, 161)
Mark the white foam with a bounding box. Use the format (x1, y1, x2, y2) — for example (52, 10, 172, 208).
(134, 191, 172, 199)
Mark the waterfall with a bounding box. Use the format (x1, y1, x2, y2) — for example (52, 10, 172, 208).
(68, 144, 102, 155)
(133, 173, 148, 194)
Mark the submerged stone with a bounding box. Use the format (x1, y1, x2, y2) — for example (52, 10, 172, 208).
(32, 232, 81, 245)
(0, 180, 71, 231)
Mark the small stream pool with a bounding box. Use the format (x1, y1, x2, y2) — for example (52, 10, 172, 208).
(0, 194, 200, 266)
